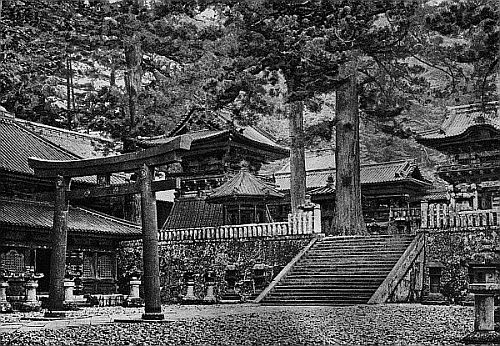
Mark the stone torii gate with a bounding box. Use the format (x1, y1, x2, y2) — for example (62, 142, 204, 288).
(28, 135, 192, 320)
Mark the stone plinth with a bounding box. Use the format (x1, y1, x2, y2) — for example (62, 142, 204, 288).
(203, 282, 217, 303)
(0, 281, 12, 313)
(20, 280, 41, 312)
(64, 279, 75, 302)
(129, 280, 141, 299)
(183, 280, 197, 301)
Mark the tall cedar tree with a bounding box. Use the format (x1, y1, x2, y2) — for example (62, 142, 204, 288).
(217, 0, 418, 234)
(0, 0, 224, 138)
(424, 0, 499, 104)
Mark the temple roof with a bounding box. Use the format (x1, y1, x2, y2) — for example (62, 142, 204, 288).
(10, 117, 118, 158)
(0, 114, 125, 184)
(417, 102, 500, 144)
(207, 169, 284, 203)
(137, 108, 288, 161)
(138, 127, 288, 160)
(0, 116, 77, 176)
(0, 198, 141, 239)
(274, 155, 431, 192)
(161, 197, 223, 230)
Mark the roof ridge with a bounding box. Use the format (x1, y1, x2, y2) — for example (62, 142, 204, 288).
(9, 116, 114, 143)
(447, 101, 499, 111)
(8, 120, 82, 159)
(0, 197, 53, 206)
(73, 206, 141, 228)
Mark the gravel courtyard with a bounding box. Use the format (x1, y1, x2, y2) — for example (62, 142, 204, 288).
(0, 304, 475, 345)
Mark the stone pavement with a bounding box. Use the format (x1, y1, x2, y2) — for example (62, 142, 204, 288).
(0, 304, 476, 345)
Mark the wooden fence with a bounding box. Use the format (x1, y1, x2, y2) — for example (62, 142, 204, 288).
(159, 208, 321, 242)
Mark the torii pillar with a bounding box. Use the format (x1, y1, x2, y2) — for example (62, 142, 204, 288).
(139, 164, 162, 319)
(48, 175, 70, 312)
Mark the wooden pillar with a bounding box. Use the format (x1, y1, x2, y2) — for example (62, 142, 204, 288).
(47, 175, 70, 312)
(139, 165, 164, 320)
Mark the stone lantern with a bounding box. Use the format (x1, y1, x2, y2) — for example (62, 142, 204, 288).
(0, 269, 13, 313)
(20, 267, 44, 312)
(252, 263, 271, 291)
(182, 271, 197, 302)
(203, 270, 217, 303)
(220, 264, 241, 303)
(463, 261, 500, 343)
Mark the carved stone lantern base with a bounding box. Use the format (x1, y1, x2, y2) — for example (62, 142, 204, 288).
(0, 301, 13, 313)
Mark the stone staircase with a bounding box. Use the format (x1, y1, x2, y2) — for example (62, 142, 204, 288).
(260, 234, 414, 305)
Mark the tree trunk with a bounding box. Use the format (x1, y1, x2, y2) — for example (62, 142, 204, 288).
(124, 32, 143, 133)
(66, 55, 72, 130)
(332, 57, 367, 236)
(289, 100, 306, 213)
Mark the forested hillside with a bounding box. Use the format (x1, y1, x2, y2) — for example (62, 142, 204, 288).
(0, 0, 497, 183)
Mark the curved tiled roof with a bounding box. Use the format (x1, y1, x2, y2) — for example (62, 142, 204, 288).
(11, 117, 118, 158)
(161, 197, 223, 230)
(417, 102, 500, 142)
(0, 116, 77, 175)
(139, 128, 289, 158)
(0, 114, 127, 184)
(0, 198, 141, 238)
(207, 170, 283, 203)
(274, 159, 430, 191)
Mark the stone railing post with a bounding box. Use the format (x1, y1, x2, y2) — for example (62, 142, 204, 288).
(420, 200, 428, 229)
(313, 203, 322, 234)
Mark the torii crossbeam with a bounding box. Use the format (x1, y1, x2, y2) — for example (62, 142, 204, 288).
(28, 135, 192, 320)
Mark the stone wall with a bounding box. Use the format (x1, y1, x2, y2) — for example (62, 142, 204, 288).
(424, 229, 500, 303)
(118, 236, 313, 303)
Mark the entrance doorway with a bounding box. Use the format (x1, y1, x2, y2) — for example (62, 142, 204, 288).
(35, 249, 51, 294)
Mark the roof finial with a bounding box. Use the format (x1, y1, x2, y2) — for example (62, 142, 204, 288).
(240, 160, 250, 172)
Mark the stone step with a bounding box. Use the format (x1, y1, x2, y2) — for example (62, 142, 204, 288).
(291, 268, 393, 274)
(282, 278, 385, 285)
(299, 253, 401, 263)
(261, 300, 363, 306)
(260, 235, 413, 306)
(271, 287, 376, 293)
(317, 239, 412, 245)
(313, 244, 411, 251)
(266, 295, 372, 302)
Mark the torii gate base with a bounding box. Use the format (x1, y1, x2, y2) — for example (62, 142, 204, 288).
(29, 136, 191, 320)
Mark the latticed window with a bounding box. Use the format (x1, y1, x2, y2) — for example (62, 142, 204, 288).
(83, 253, 95, 278)
(0, 250, 25, 274)
(97, 254, 112, 278)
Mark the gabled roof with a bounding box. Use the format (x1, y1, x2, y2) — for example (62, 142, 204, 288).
(276, 150, 336, 174)
(0, 198, 141, 238)
(417, 102, 500, 143)
(274, 156, 431, 191)
(13, 117, 118, 159)
(0, 116, 77, 175)
(0, 113, 126, 184)
(161, 197, 223, 230)
(139, 128, 288, 160)
(137, 108, 288, 160)
(207, 169, 283, 203)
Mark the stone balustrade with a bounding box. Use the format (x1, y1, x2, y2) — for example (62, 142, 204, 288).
(159, 209, 321, 242)
(420, 202, 499, 230)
